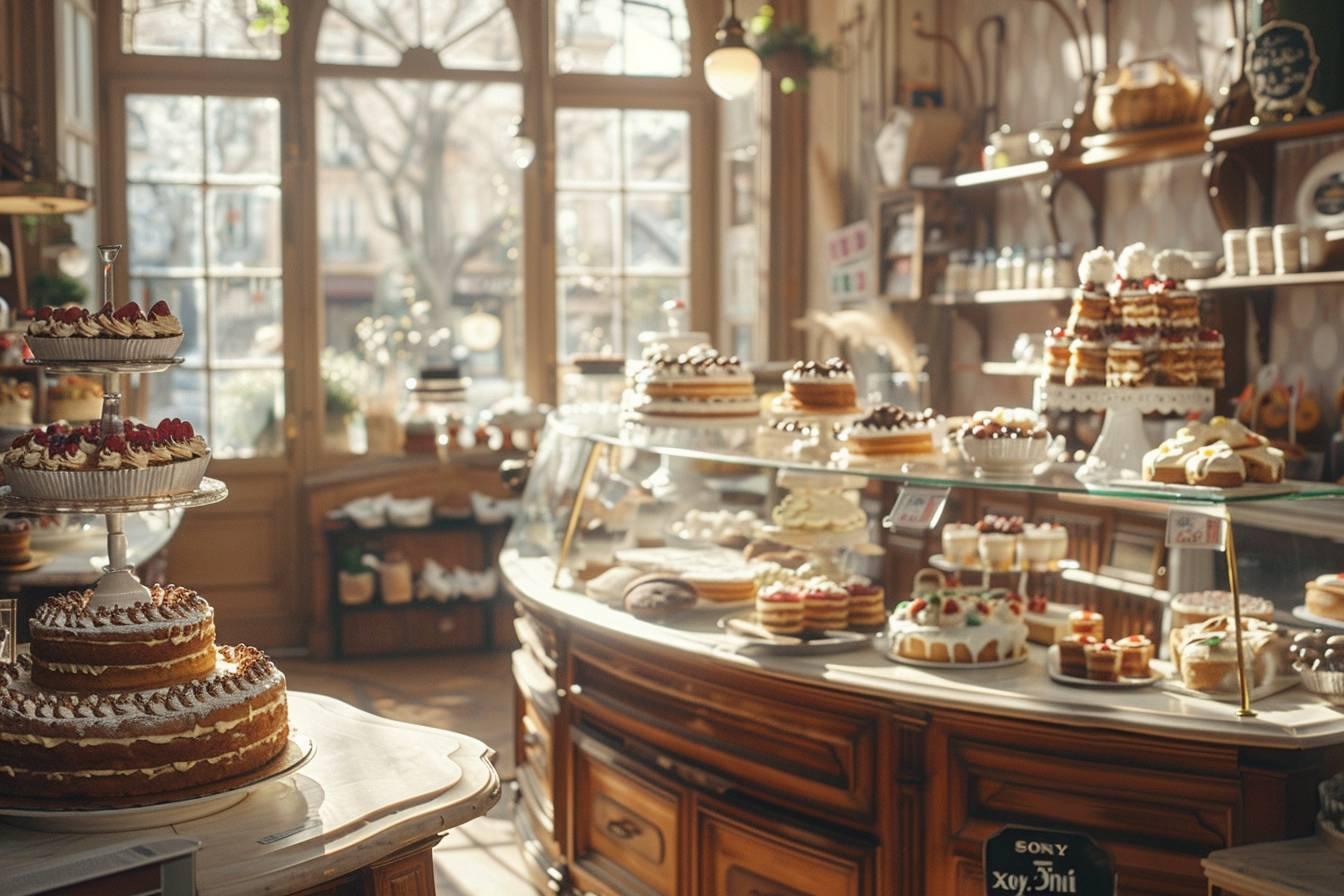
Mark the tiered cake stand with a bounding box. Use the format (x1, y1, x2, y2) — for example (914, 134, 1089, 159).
(1034, 380, 1214, 483)
(0, 244, 312, 831)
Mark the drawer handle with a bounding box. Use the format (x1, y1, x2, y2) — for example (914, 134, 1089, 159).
(604, 817, 642, 840)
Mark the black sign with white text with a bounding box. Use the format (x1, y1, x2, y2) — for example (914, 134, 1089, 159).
(984, 827, 1114, 896)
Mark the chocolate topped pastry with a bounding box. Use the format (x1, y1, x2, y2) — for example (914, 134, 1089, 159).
(787, 358, 853, 379)
(958, 407, 1048, 440)
(854, 404, 937, 431)
(623, 573, 697, 621)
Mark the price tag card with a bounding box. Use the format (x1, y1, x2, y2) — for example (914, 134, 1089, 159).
(1165, 506, 1228, 551)
(884, 487, 949, 531)
(984, 826, 1114, 896)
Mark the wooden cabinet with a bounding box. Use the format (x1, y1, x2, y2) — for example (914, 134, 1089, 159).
(508, 601, 1341, 896)
(697, 802, 873, 896)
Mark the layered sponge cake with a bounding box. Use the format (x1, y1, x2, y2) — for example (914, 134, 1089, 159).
(0, 587, 288, 799)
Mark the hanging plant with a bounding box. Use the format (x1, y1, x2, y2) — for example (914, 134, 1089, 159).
(248, 0, 290, 38)
(749, 4, 834, 94)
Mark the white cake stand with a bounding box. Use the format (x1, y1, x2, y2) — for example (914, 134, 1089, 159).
(1033, 380, 1214, 483)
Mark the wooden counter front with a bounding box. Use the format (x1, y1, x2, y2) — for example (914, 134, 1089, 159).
(502, 552, 1344, 896)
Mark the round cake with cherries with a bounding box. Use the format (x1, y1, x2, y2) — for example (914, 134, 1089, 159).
(0, 587, 287, 800)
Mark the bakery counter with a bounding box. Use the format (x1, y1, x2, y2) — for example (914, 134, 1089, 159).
(502, 550, 1344, 896)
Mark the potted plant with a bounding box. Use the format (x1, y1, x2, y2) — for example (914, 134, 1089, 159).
(28, 270, 89, 309)
(321, 348, 365, 453)
(749, 4, 834, 94)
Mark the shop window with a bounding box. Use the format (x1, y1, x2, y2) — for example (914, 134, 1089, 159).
(124, 94, 285, 458)
(121, 0, 282, 59)
(555, 0, 690, 76)
(556, 107, 690, 359)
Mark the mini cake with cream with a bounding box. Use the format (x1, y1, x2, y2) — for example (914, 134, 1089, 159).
(844, 576, 887, 631)
(0, 516, 32, 566)
(778, 358, 858, 412)
(626, 344, 758, 419)
(843, 404, 940, 457)
(0, 378, 33, 427)
(1043, 327, 1071, 384)
(1066, 247, 1116, 341)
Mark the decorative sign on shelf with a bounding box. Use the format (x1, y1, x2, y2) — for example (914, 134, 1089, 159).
(826, 221, 877, 304)
(984, 826, 1115, 896)
(1247, 19, 1321, 120)
(1165, 506, 1228, 551)
(883, 486, 949, 531)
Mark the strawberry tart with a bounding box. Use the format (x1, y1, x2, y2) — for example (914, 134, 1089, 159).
(3, 418, 209, 500)
(26, 300, 184, 362)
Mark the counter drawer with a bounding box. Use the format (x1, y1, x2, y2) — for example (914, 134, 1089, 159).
(697, 802, 872, 896)
(573, 729, 683, 896)
(570, 637, 880, 822)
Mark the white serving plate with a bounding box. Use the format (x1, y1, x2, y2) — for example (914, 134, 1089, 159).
(885, 651, 1029, 670)
(1046, 644, 1161, 689)
(0, 734, 315, 833)
(1151, 660, 1301, 704)
(1292, 606, 1344, 631)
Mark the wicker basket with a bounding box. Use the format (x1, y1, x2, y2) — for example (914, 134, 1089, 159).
(1091, 58, 1210, 133)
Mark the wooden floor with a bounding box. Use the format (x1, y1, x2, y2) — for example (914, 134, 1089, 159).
(283, 650, 533, 896)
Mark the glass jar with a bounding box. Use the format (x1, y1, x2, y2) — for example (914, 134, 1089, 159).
(995, 247, 1014, 290)
(1025, 248, 1043, 290)
(1010, 246, 1027, 290)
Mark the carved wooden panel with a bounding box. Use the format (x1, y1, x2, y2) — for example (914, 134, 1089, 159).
(570, 635, 881, 822)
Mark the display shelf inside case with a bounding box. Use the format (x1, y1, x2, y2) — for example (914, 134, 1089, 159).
(0, 478, 228, 514)
(24, 357, 185, 375)
(572, 419, 1344, 505)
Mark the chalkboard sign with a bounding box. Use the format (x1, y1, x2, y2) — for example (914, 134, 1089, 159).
(984, 826, 1115, 896)
(1247, 20, 1319, 117)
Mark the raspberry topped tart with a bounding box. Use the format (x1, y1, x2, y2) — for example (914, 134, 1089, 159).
(26, 300, 184, 362)
(3, 418, 210, 500)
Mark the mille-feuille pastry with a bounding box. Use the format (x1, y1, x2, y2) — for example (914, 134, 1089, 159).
(1106, 330, 1156, 387)
(1057, 633, 1099, 678)
(1066, 336, 1108, 386)
(755, 583, 805, 635)
(1084, 641, 1122, 682)
(1114, 634, 1154, 677)
(802, 579, 849, 632)
(1157, 333, 1198, 386)
(1068, 246, 1116, 340)
(1195, 329, 1225, 388)
(844, 404, 940, 457)
(1069, 608, 1105, 639)
(684, 570, 757, 603)
(844, 576, 887, 631)
(1184, 441, 1246, 488)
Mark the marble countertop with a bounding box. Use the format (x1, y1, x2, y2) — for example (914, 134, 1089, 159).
(0, 512, 178, 589)
(0, 691, 501, 896)
(503, 551, 1344, 750)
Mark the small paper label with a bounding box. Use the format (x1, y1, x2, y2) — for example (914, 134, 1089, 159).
(884, 487, 949, 531)
(1165, 507, 1227, 550)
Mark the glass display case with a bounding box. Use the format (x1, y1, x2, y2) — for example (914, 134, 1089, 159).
(507, 412, 1344, 713)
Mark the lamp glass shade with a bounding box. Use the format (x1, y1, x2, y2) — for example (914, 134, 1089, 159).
(460, 308, 503, 352)
(704, 45, 761, 100)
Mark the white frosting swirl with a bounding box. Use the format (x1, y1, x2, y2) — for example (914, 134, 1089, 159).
(1077, 246, 1115, 286)
(1116, 242, 1155, 281)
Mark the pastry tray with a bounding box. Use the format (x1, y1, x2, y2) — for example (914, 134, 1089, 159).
(884, 649, 1029, 669)
(25, 357, 185, 376)
(1046, 645, 1161, 689)
(0, 478, 228, 514)
(1292, 606, 1344, 631)
(928, 553, 1079, 575)
(716, 610, 876, 655)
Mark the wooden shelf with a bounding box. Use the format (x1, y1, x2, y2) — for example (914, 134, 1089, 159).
(932, 161, 1050, 190)
(929, 287, 1072, 305)
(1188, 269, 1344, 292)
(1209, 111, 1344, 149)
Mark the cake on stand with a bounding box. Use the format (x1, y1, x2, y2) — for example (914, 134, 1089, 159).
(0, 244, 312, 832)
(1034, 380, 1214, 483)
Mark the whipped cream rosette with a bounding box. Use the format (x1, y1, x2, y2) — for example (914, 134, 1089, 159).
(2, 418, 209, 500)
(26, 300, 185, 362)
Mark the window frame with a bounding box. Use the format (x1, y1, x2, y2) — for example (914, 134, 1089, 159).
(98, 0, 718, 469)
